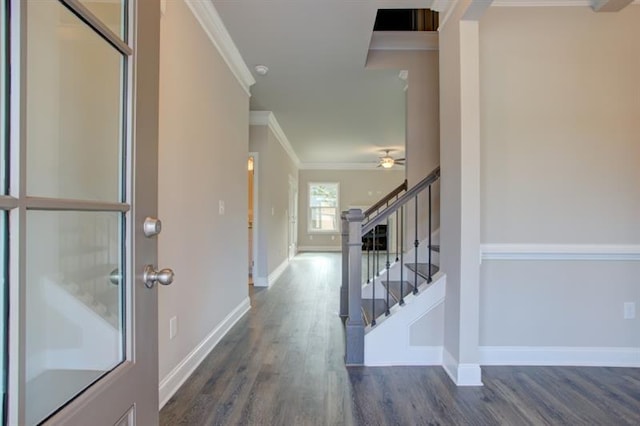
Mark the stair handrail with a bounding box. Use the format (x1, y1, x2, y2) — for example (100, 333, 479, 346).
(362, 166, 440, 235)
(363, 179, 407, 218)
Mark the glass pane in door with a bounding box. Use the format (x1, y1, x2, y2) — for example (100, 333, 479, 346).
(77, 0, 126, 39)
(26, 1, 124, 202)
(1, 3, 6, 194)
(25, 210, 124, 426)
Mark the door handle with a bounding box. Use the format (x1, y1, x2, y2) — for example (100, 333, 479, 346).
(143, 265, 175, 288)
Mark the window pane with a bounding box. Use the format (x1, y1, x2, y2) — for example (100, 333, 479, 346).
(309, 183, 339, 232)
(77, 0, 126, 40)
(309, 183, 338, 207)
(25, 211, 124, 426)
(26, 1, 124, 202)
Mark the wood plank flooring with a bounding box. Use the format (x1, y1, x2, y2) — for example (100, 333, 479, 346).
(160, 252, 640, 426)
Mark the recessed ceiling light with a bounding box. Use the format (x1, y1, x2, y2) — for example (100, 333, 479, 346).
(255, 65, 269, 76)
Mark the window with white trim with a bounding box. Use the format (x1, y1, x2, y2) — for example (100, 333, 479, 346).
(308, 182, 339, 233)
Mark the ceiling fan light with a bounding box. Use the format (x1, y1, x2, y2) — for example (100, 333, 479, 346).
(381, 157, 394, 168)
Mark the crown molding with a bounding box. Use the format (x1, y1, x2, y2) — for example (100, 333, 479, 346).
(250, 111, 301, 168)
(369, 32, 439, 51)
(184, 0, 255, 96)
(299, 162, 404, 171)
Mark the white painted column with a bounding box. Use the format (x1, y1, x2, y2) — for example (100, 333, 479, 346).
(438, 0, 488, 386)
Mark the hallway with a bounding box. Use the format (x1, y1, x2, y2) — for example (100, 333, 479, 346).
(160, 253, 640, 425)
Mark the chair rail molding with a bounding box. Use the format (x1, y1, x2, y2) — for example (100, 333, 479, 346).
(481, 244, 640, 261)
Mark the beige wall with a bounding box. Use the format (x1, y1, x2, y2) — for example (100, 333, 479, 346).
(298, 169, 404, 250)
(158, 0, 249, 382)
(249, 124, 298, 281)
(479, 6, 640, 348)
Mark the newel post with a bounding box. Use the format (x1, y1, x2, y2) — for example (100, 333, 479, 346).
(345, 208, 365, 365)
(340, 211, 349, 319)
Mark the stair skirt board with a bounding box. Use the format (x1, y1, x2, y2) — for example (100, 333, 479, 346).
(364, 273, 446, 366)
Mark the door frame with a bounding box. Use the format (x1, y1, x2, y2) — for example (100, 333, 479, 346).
(248, 152, 258, 281)
(287, 174, 298, 260)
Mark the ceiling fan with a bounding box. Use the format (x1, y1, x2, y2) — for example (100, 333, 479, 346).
(377, 150, 405, 168)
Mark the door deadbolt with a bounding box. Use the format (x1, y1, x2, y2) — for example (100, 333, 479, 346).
(143, 217, 162, 237)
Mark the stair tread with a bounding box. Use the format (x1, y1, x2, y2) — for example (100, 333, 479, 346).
(381, 280, 414, 303)
(429, 244, 440, 253)
(404, 263, 439, 280)
(361, 298, 388, 326)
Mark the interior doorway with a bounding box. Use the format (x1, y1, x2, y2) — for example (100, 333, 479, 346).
(288, 175, 298, 260)
(248, 154, 257, 284)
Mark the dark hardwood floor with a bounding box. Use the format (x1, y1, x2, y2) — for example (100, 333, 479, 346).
(160, 252, 640, 425)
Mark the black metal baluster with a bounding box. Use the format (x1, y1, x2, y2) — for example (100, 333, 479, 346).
(395, 203, 399, 262)
(413, 195, 419, 295)
(372, 223, 377, 326)
(385, 216, 390, 316)
(366, 236, 371, 284)
(400, 205, 405, 305)
(428, 184, 433, 283)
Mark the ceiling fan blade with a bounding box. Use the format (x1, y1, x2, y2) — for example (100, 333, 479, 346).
(396, 158, 405, 162)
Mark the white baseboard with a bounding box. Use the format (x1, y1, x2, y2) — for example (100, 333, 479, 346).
(268, 258, 289, 286)
(442, 348, 483, 386)
(158, 297, 251, 408)
(479, 346, 640, 367)
(298, 245, 341, 252)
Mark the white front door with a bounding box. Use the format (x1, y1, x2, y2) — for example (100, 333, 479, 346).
(1, 1, 163, 424)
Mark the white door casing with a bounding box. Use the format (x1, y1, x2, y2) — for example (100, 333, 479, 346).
(288, 175, 298, 260)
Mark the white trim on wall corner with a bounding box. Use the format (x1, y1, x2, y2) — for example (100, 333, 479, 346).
(250, 111, 301, 168)
(481, 244, 640, 261)
(253, 277, 268, 288)
(298, 246, 341, 252)
(183, 0, 255, 96)
(479, 346, 640, 367)
(442, 348, 483, 386)
(158, 297, 251, 408)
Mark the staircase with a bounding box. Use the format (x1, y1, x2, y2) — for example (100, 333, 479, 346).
(341, 166, 443, 365)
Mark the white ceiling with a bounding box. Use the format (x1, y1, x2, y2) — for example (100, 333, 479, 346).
(213, 0, 636, 167)
(213, 0, 444, 167)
